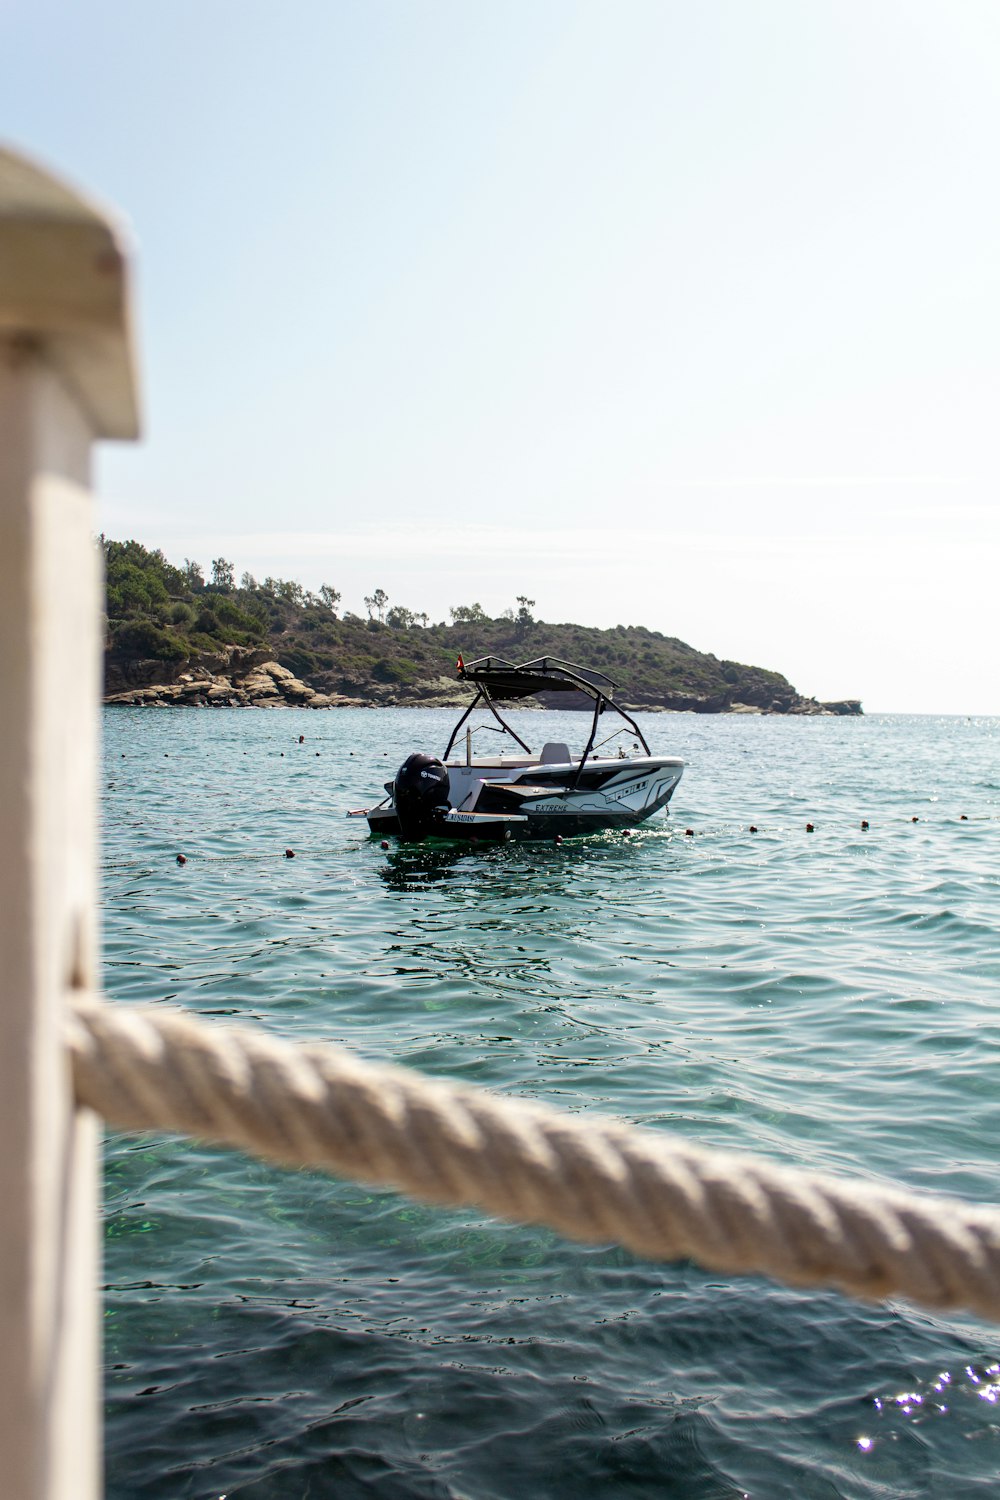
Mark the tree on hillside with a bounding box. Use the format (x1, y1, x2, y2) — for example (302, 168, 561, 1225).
(106, 561, 167, 616)
(103, 538, 186, 615)
(386, 605, 416, 629)
(364, 588, 389, 623)
(211, 557, 235, 591)
(183, 558, 205, 592)
(318, 583, 341, 615)
(515, 595, 536, 635)
(262, 576, 306, 606)
(450, 602, 489, 624)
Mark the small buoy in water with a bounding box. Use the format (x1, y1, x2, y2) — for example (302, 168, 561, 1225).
(960, 814, 968, 821)
(684, 828, 694, 836)
(281, 752, 284, 757)
(380, 840, 390, 850)
(285, 848, 295, 858)
(316, 752, 320, 756)
(749, 825, 758, 834)
(554, 834, 563, 845)
(176, 853, 186, 866)
(298, 735, 304, 744)
(806, 823, 814, 832)
(861, 819, 869, 831)
(911, 816, 919, 823)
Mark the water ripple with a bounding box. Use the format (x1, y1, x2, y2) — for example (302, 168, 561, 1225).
(102, 708, 1000, 1497)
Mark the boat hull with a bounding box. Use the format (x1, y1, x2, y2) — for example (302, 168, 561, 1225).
(356, 757, 684, 842)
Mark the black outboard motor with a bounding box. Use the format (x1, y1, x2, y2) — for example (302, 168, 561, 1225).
(393, 753, 451, 840)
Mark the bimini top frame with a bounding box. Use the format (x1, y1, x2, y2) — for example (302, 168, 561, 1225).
(442, 655, 653, 774)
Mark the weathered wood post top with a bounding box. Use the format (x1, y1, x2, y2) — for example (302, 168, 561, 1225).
(0, 144, 139, 438)
(0, 144, 139, 1500)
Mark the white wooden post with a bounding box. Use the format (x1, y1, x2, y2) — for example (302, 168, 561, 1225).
(0, 147, 139, 1500)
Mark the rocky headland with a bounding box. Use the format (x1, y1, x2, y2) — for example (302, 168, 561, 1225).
(104, 644, 860, 715)
(101, 539, 862, 715)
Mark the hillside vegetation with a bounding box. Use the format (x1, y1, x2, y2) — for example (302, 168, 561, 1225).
(102, 539, 859, 713)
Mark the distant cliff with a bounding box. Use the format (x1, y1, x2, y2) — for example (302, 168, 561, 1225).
(102, 539, 861, 715)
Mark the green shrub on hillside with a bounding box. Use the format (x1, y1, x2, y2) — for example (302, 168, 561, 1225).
(372, 657, 419, 684)
(112, 620, 188, 661)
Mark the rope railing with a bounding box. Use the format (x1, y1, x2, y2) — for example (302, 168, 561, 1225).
(67, 994, 1000, 1323)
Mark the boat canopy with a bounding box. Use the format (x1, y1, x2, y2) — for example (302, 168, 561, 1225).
(457, 655, 618, 699)
(444, 655, 652, 764)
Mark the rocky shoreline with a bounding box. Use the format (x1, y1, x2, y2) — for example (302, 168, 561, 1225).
(105, 646, 861, 715)
(104, 647, 367, 709)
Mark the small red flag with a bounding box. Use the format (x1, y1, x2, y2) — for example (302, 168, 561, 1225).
(456, 654, 465, 676)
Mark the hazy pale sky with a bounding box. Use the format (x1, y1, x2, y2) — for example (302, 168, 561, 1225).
(5, 0, 998, 712)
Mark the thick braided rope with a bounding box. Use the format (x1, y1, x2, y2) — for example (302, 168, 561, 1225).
(67, 996, 1000, 1321)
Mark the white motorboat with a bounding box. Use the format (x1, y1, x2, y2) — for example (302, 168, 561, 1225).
(347, 655, 684, 842)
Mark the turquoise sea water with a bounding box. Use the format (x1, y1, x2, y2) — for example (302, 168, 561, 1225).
(102, 707, 1000, 1498)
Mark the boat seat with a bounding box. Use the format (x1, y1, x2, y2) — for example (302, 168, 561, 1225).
(539, 741, 572, 764)
(458, 778, 485, 811)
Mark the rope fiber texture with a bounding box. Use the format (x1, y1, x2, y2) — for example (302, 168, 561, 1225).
(68, 996, 1000, 1322)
